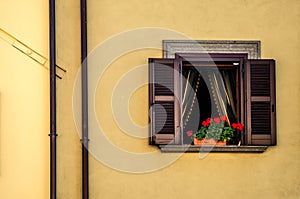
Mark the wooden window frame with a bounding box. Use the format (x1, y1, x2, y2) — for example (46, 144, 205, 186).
(149, 52, 276, 152)
(175, 53, 247, 145)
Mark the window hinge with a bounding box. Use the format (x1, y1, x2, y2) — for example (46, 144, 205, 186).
(272, 104, 275, 112)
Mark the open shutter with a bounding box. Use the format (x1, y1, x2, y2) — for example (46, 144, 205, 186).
(245, 60, 276, 145)
(149, 58, 180, 145)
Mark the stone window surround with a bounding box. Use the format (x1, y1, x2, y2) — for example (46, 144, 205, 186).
(160, 40, 268, 153)
(163, 40, 260, 59)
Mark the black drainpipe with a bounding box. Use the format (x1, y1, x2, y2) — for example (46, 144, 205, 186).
(81, 0, 89, 198)
(49, 0, 57, 199)
(49, 1, 89, 198)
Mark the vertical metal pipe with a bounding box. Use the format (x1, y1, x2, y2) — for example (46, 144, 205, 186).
(81, 0, 89, 198)
(49, 0, 57, 199)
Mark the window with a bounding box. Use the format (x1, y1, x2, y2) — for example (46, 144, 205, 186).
(149, 53, 276, 146)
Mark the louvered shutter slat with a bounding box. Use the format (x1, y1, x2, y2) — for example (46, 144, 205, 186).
(149, 59, 179, 145)
(246, 60, 276, 145)
(154, 66, 174, 96)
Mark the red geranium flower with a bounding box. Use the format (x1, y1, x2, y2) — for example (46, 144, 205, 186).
(236, 123, 244, 131)
(214, 117, 221, 124)
(206, 118, 212, 123)
(232, 123, 237, 129)
(202, 118, 212, 127)
(186, 130, 193, 137)
(202, 121, 209, 127)
(220, 115, 229, 123)
(232, 123, 244, 131)
(220, 116, 226, 121)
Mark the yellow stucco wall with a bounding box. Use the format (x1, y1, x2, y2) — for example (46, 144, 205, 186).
(1, 0, 300, 198)
(55, 0, 300, 199)
(0, 0, 49, 198)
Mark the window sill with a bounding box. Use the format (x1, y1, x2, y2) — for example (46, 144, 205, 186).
(158, 145, 267, 153)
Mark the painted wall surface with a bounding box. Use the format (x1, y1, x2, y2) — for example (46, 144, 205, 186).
(54, 0, 300, 199)
(1, 0, 298, 199)
(0, 0, 49, 198)
(88, 1, 300, 199)
(55, 0, 300, 199)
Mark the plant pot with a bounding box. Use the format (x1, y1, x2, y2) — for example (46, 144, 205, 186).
(193, 138, 226, 146)
(193, 138, 205, 145)
(216, 140, 226, 146)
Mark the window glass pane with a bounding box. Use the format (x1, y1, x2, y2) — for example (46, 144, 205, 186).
(182, 64, 238, 144)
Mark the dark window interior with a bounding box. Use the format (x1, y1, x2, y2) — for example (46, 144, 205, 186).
(149, 54, 276, 146)
(181, 61, 239, 144)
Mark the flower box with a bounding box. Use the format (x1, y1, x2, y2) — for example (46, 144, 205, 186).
(194, 138, 226, 146)
(187, 116, 244, 146)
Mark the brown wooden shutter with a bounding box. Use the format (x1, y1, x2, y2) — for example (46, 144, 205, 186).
(149, 58, 180, 145)
(245, 60, 276, 145)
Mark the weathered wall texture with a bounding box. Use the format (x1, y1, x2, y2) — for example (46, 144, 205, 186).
(0, 0, 49, 198)
(57, 0, 300, 199)
(1, 0, 300, 198)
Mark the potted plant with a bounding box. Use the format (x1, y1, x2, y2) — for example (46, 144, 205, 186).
(186, 116, 244, 146)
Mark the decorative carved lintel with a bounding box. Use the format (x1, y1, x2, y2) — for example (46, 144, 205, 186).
(163, 40, 261, 59)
